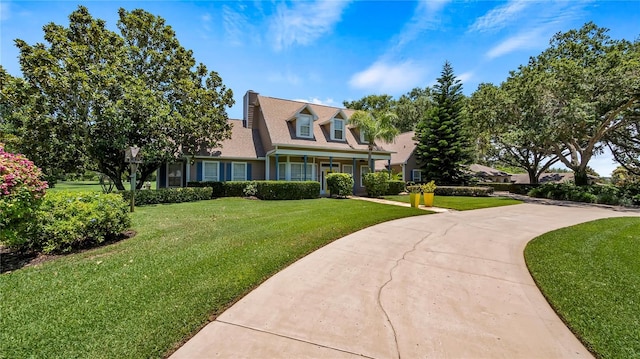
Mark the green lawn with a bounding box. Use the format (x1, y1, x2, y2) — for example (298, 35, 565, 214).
(48, 180, 156, 192)
(382, 194, 522, 210)
(525, 217, 640, 359)
(0, 198, 425, 359)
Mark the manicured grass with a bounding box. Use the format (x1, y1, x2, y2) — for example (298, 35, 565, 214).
(525, 217, 640, 359)
(48, 181, 156, 192)
(382, 194, 522, 210)
(0, 198, 425, 359)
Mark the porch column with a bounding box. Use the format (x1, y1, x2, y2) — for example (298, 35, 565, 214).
(352, 158, 357, 195)
(304, 155, 308, 181)
(388, 159, 391, 179)
(185, 160, 191, 183)
(275, 154, 280, 180)
(265, 155, 270, 180)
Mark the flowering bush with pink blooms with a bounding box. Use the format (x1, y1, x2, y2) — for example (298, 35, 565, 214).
(1, 144, 48, 247)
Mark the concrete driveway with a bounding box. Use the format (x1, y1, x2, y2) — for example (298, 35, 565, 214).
(171, 203, 639, 358)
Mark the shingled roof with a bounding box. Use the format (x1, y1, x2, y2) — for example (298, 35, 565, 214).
(203, 120, 265, 159)
(257, 95, 385, 152)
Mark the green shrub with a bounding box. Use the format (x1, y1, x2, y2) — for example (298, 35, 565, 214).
(188, 181, 224, 198)
(0, 145, 48, 247)
(121, 187, 212, 206)
(223, 181, 247, 197)
(386, 180, 405, 195)
(363, 172, 389, 198)
(435, 186, 494, 197)
(485, 182, 539, 194)
(34, 192, 130, 253)
(188, 181, 321, 200)
(243, 182, 258, 197)
(326, 173, 354, 197)
(255, 181, 320, 200)
(592, 185, 620, 205)
(528, 183, 639, 206)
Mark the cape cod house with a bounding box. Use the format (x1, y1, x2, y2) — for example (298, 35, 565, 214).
(158, 91, 398, 194)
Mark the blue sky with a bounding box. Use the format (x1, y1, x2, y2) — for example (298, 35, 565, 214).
(1, 0, 638, 176)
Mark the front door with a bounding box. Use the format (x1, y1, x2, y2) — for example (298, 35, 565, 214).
(320, 163, 340, 194)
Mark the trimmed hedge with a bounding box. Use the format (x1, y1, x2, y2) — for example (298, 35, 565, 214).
(188, 180, 320, 200)
(121, 187, 212, 206)
(255, 181, 320, 200)
(37, 192, 130, 253)
(484, 182, 539, 195)
(6, 192, 131, 254)
(188, 181, 224, 197)
(528, 183, 640, 206)
(386, 180, 405, 195)
(326, 173, 354, 198)
(435, 186, 494, 197)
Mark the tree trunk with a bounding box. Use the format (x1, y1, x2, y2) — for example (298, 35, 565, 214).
(574, 169, 589, 186)
(527, 169, 539, 184)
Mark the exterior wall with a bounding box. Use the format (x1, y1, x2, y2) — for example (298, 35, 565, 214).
(254, 106, 274, 152)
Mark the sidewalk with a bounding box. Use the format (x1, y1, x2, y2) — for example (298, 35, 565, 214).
(171, 203, 638, 358)
(349, 195, 451, 213)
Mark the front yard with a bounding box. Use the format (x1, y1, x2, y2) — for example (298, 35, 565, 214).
(0, 198, 424, 359)
(525, 217, 640, 358)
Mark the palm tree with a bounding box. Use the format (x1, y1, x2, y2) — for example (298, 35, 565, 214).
(348, 110, 400, 169)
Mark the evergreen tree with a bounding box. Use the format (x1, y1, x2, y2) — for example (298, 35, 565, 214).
(415, 62, 472, 184)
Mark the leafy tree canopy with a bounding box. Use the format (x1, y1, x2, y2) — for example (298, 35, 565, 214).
(533, 22, 640, 184)
(6, 6, 234, 189)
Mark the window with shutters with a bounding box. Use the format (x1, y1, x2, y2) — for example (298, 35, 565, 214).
(203, 161, 219, 181)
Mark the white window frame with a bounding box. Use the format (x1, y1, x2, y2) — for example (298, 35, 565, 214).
(296, 114, 313, 139)
(202, 161, 219, 181)
(289, 162, 315, 181)
(412, 169, 422, 182)
(342, 164, 353, 176)
(360, 165, 370, 187)
(231, 162, 247, 181)
(360, 130, 369, 144)
(331, 118, 345, 141)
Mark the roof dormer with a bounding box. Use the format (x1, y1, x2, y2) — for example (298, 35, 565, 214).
(287, 104, 319, 139)
(318, 109, 348, 141)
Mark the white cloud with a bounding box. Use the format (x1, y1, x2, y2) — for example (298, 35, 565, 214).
(457, 71, 474, 84)
(269, 0, 350, 51)
(349, 60, 428, 93)
(1, 2, 10, 21)
(468, 0, 530, 33)
(486, 29, 545, 59)
(390, 0, 450, 54)
(293, 97, 336, 106)
(223, 5, 251, 46)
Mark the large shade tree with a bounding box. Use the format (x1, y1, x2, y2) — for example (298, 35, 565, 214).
(532, 22, 640, 185)
(348, 110, 399, 170)
(415, 61, 472, 184)
(8, 6, 234, 189)
(469, 69, 560, 184)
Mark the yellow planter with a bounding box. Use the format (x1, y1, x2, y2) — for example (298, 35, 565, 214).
(410, 193, 421, 208)
(422, 192, 434, 207)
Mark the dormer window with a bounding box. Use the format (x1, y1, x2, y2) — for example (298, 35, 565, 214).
(297, 114, 312, 138)
(360, 130, 369, 143)
(331, 118, 345, 141)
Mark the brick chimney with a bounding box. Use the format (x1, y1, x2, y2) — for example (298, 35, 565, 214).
(243, 90, 258, 128)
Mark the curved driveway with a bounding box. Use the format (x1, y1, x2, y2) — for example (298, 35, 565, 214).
(172, 203, 639, 358)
